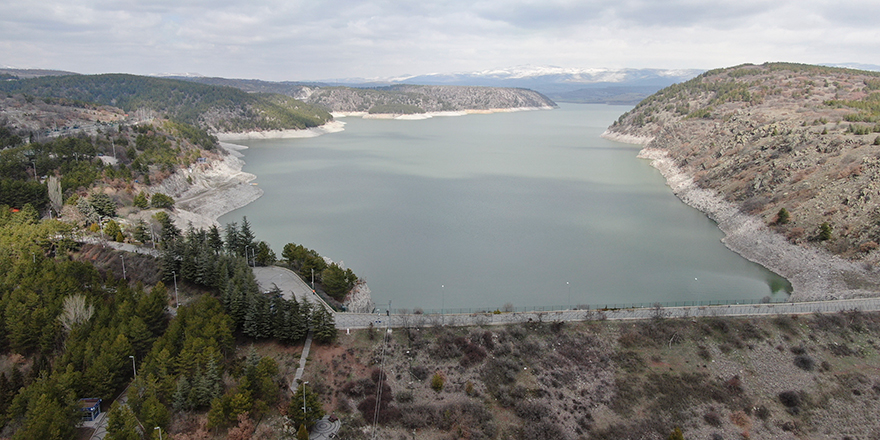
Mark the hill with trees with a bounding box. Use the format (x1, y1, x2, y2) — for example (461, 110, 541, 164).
(173, 76, 557, 114)
(0, 74, 332, 133)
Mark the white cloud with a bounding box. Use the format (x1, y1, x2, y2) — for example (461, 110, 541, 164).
(1, 0, 878, 80)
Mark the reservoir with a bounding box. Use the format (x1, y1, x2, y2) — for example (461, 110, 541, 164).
(219, 103, 790, 311)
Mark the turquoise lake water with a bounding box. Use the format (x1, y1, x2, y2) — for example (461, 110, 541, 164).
(219, 104, 790, 311)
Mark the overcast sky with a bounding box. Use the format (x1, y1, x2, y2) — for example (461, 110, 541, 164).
(2, 0, 878, 81)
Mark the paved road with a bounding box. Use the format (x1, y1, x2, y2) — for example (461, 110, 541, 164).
(334, 297, 880, 329)
(252, 266, 320, 304)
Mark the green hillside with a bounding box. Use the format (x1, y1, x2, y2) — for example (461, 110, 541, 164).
(0, 74, 332, 132)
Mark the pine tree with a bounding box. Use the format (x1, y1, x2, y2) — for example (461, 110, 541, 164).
(133, 191, 149, 209)
(289, 383, 324, 430)
(239, 216, 255, 255)
(138, 283, 169, 337)
(105, 401, 141, 440)
(172, 376, 192, 412)
(312, 306, 337, 344)
(224, 222, 240, 256)
(207, 225, 224, 255)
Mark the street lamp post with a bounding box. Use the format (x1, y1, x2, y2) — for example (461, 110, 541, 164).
(172, 271, 179, 309)
(129, 355, 136, 378)
(302, 381, 309, 419)
(441, 285, 445, 325)
(567, 281, 571, 309)
(121, 254, 126, 281)
(154, 426, 162, 440)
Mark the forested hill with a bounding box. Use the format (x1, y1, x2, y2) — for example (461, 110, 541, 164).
(605, 62, 880, 259)
(305, 84, 557, 114)
(0, 74, 332, 132)
(174, 76, 557, 114)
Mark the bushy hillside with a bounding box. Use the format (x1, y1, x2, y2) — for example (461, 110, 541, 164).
(174, 76, 557, 114)
(304, 84, 556, 113)
(606, 63, 880, 260)
(308, 311, 880, 440)
(0, 74, 332, 132)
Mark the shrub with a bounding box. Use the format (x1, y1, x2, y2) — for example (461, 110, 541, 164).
(778, 390, 800, 408)
(704, 410, 722, 427)
(150, 192, 175, 209)
(774, 208, 790, 225)
(794, 354, 815, 371)
(817, 222, 833, 241)
(410, 365, 429, 381)
(133, 191, 149, 209)
(396, 391, 413, 403)
(431, 372, 445, 392)
(514, 401, 550, 422)
(755, 405, 771, 420)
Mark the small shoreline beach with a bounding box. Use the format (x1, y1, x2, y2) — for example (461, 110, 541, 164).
(602, 130, 880, 302)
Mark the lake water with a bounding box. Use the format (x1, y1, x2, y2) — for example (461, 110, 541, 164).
(219, 104, 790, 311)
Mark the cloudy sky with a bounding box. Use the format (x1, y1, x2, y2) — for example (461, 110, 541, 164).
(2, 0, 878, 81)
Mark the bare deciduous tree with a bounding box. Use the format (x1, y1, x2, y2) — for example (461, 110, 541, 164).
(59, 294, 94, 332)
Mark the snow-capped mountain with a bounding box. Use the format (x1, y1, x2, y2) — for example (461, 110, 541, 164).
(399, 65, 701, 87)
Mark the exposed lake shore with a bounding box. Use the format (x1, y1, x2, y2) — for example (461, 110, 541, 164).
(602, 130, 880, 302)
(332, 105, 556, 120)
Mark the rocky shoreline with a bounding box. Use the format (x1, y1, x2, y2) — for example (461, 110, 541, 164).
(214, 120, 346, 141)
(602, 130, 880, 301)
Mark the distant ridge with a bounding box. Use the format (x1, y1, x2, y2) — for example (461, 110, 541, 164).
(322, 66, 705, 104)
(0, 68, 79, 79)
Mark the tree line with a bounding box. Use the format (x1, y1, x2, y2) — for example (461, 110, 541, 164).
(0, 209, 337, 439)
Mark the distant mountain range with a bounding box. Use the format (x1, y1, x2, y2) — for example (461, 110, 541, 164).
(320, 66, 705, 105)
(6, 63, 879, 106)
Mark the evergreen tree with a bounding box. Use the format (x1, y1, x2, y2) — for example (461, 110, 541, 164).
(207, 225, 224, 255)
(288, 383, 324, 429)
(255, 241, 276, 266)
(818, 222, 833, 241)
(775, 207, 790, 225)
(239, 217, 255, 255)
(172, 376, 192, 412)
(132, 220, 150, 243)
(312, 306, 337, 344)
(104, 220, 123, 242)
(154, 211, 180, 245)
(138, 283, 169, 337)
(322, 264, 352, 300)
(133, 191, 149, 209)
(105, 401, 141, 440)
(224, 222, 240, 256)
